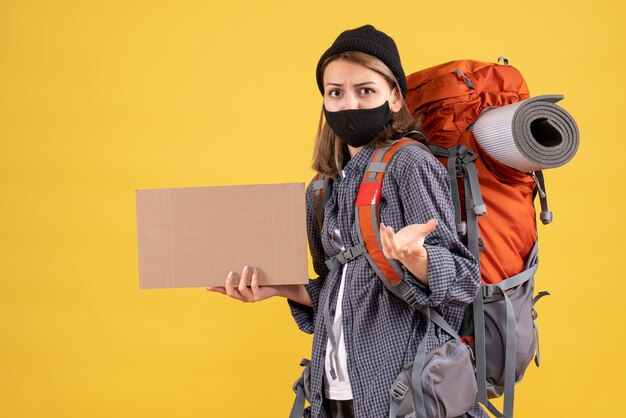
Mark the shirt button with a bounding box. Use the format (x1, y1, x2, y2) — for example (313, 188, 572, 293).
(316, 393, 322, 400)
(330, 309, 335, 316)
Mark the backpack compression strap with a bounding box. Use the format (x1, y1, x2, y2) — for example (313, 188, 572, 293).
(473, 241, 539, 418)
(428, 144, 487, 258)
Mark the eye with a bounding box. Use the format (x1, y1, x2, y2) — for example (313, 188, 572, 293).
(327, 89, 342, 98)
(359, 87, 375, 95)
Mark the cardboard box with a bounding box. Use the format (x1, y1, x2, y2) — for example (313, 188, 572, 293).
(135, 182, 309, 289)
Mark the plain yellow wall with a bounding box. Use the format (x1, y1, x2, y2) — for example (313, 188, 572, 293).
(1, 0, 624, 417)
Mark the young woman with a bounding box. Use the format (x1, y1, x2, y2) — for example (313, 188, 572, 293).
(208, 25, 484, 418)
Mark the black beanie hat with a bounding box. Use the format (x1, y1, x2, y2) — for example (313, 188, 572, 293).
(316, 24, 407, 98)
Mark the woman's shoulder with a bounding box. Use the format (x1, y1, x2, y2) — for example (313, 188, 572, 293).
(386, 140, 444, 176)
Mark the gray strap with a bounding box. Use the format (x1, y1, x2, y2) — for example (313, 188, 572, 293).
(473, 291, 489, 410)
(388, 398, 398, 418)
(402, 130, 427, 143)
(325, 243, 366, 268)
(532, 291, 550, 307)
(532, 291, 550, 367)
(476, 286, 517, 418)
(463, 170, 480, 260)
(495, 264, 538, 292)
(429, 145, 466, 236)
(289, 378, 307, 418)
(458, 146, 487, 216)
(322, 258, 342, 380)
(500, 288, 516, 418)
(473, 291, 505, 418)
(313, 174, 332, 234)
(464, 161, 487, 216)
(427, 144, 453, 158)
(472, 292, 504, 418)
(533, 170, 553, 225)
(366, 161, 388, 173)
(402, 134, 431, 156)
(368, 144, 391, 181)
(289, 359, 310, 418)
(321, 243, 368, 380)
(452, 69, 476, 90)
(447, 146, 466, 236)
(313, 179, 328, 191)
(533, 319, 541, 367)
(289, 385, 306, 418)
(410, 308, 430, 418)
(388, 281, 460, 339)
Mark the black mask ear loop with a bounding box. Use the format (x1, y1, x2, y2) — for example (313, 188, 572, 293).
(387, 85, 400, 112)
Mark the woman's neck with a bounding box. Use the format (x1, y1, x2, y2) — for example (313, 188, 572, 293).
(347, 145, 363, 158)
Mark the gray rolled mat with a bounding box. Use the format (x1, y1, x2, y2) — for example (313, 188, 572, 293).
(471, 95, 579, 172)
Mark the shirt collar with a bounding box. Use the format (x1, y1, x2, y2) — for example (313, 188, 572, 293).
(341, 142, 378, 177)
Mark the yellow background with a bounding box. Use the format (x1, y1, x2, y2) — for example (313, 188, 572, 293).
(1, 0, 624, 417)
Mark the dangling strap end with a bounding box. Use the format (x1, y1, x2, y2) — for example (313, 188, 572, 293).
(474, 204, 487, 216)
(457, 222, 467, 236)
(540, 211, 553, 225)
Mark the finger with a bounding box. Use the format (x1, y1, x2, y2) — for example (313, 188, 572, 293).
(382, 224, 402, 259)
(250, 267, 261, 300)
(206, 286, 227, 294)
(422, 219, 438, 236)
(380, 223, 392, 258)
(386, 225, 403, 258)
(225, 271, 245, 301)
(238, 265, 254, 301)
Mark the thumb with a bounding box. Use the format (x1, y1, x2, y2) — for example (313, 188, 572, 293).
(422, 219, 438, 236)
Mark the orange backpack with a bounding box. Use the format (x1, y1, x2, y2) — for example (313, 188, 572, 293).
(405, 58, 552, 418)
(298, 59, 559, 418)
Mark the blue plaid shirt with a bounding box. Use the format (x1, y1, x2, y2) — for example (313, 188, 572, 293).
(288, 140, 486, 418)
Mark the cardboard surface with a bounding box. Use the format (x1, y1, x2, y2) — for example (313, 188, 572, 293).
(135, 182, 309, 288)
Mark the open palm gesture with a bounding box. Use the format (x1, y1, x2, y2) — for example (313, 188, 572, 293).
(379, 219, 438, 262)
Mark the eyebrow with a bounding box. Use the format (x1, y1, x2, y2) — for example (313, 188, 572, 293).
(325, 81, 378, 87)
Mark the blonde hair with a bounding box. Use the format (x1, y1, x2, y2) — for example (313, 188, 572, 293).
(312, 51, 424, 177)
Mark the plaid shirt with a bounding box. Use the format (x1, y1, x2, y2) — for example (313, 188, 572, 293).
(288, 140, 486, 418)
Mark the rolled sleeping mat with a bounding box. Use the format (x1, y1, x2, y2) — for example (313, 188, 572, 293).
(471, 95, 579, 172)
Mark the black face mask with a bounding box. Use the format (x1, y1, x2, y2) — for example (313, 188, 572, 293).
(323, 100, 394, 148)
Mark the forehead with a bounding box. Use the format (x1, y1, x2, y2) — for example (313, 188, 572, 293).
(322, 59, 387, 85)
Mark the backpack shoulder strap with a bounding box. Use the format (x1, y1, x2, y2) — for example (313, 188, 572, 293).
(354, 138, 415, 289)
(312, 173, 332, 234)
(353, 138, 459, 339)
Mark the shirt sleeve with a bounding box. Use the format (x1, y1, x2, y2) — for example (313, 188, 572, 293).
(287, 175, 330, 334)
(392, 146, 481, 308)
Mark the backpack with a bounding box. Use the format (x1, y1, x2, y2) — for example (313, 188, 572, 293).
(290, 57, 576, 418)
(404, 58, 566, 417)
